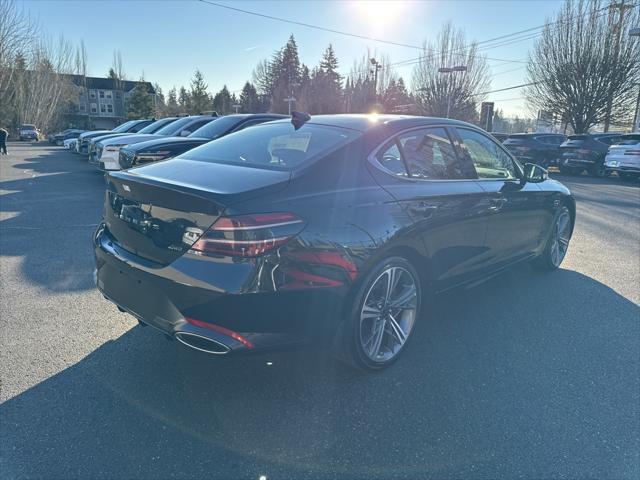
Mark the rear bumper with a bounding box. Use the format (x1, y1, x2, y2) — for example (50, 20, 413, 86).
(94, 226, 349, 354)
(561, 157, 597, 168)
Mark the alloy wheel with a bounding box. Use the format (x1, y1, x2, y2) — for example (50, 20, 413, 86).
(359, 266, 418, 363)
(550, 208, 571, 267)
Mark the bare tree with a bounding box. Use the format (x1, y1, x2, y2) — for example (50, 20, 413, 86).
(11, 34, 76, 132)
(110, 49, 126, 120)
(0, 0, 39, 124)
(412, 22, 491, 122)
(526, 0, 640, 133)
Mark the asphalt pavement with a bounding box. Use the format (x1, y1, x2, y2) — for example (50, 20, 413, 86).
(1, 142, 639, 479)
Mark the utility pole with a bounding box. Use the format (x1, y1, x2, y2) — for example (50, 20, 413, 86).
(438, 65, 467, 118)
(284, 90, 296, 116)
(604, 0, 633, 131)
(370, 58, 382, 105)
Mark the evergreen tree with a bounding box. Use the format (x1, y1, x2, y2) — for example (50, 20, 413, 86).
(107, 68, 117, 79)
(381, 77, 412, 113)
(313, 44, 342, 114)
(178, 86, 190, 113)
(126, 79, 153, 119)
(166, 87, 180, 115)
(270, 35, 302, 113)
(239, 81, 260, 113)
(153, 83, 166, 116)
(189, 69, 210, 114)
(212, 85, 232, 114)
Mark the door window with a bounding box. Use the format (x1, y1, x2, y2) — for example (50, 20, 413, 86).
(457, 128, 517, 180)
(376, 127, 466, 180)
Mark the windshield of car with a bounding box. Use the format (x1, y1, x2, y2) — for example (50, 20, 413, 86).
(21, 124, 36, 130)
(112, 121, 136, 132)
(137, 118, 177, 134)
(182, 122, 360, 170)
(188, 116, 242, 139)
(155, 117, 199, 135)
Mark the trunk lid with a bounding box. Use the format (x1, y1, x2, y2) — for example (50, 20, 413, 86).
(104, 159, 291, 265)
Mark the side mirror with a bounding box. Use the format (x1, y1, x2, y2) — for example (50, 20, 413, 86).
(522, 163, 548, 183)
(180, 130, 190, 137)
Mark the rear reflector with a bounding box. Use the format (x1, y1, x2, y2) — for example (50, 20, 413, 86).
(189, 212, 305, 257)
(185, 317, 254, 349)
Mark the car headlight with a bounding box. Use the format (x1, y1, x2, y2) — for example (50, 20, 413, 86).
(105, 145, 125, 152)
(606, 161, 619, 167)
(136, 150, 171, 162)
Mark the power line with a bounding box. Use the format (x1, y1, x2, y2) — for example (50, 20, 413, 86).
(197, 0, 424, 50)
(197, 0, 528, 65)
(474, 82, 539, 96)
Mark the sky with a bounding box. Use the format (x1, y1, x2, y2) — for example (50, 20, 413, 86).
(19, 0, 565, 116)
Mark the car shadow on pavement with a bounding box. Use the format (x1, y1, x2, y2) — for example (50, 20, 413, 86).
(1, 266, 638, 479)
(0, 147, 105, 292)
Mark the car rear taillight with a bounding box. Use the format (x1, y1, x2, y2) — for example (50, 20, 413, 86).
(189, 212, 306, 257)
(624, 149, 640, 155)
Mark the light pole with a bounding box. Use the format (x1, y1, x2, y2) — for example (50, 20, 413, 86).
(370, 58, 382, 105)
(438, 65, 467, 118)
(631, 27, 640, 132)
(284, 92, 296, 116)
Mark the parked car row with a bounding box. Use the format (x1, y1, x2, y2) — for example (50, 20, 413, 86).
(47, 128, 86, 145)
(491, 131, 638, 180)
(69, 114, 287, 173)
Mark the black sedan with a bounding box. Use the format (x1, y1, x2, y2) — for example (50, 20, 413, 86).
(118, 114, 286, 169)
(559, 133, 622, 176)
(503, 133, 566, 167)
(94, 114, 575, 370)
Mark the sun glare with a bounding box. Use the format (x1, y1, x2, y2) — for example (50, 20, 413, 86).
(353, 1, 408, 33)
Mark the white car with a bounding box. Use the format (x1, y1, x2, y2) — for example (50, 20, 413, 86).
(63, 138, 77, 150)
(604, 134, 640, 180)
(93, 115, 216, 171)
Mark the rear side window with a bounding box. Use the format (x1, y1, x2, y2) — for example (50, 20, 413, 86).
(457, 128, 517, 179)
(182, 122, 360, 171)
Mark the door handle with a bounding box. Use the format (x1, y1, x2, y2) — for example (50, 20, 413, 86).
(410, 201, 438, 217)
(489, 197, 507, 211)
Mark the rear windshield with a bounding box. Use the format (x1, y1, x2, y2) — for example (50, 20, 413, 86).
(21, 125, 36, 130)
(181, 122, 360, 171)
(137, 118, 177, 134)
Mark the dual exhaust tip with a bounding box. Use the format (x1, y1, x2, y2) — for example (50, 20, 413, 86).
(174, 331, 231, 355)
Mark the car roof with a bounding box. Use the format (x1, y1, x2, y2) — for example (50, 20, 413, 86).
(219, 113, 288, 120)
(268, 114, 475, 132)
(507, 133, 563, 137)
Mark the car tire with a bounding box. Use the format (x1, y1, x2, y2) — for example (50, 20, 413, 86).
(589, 163, 606, 178)
(533, 205, 572, 271)
(337, 256, 422, 371)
